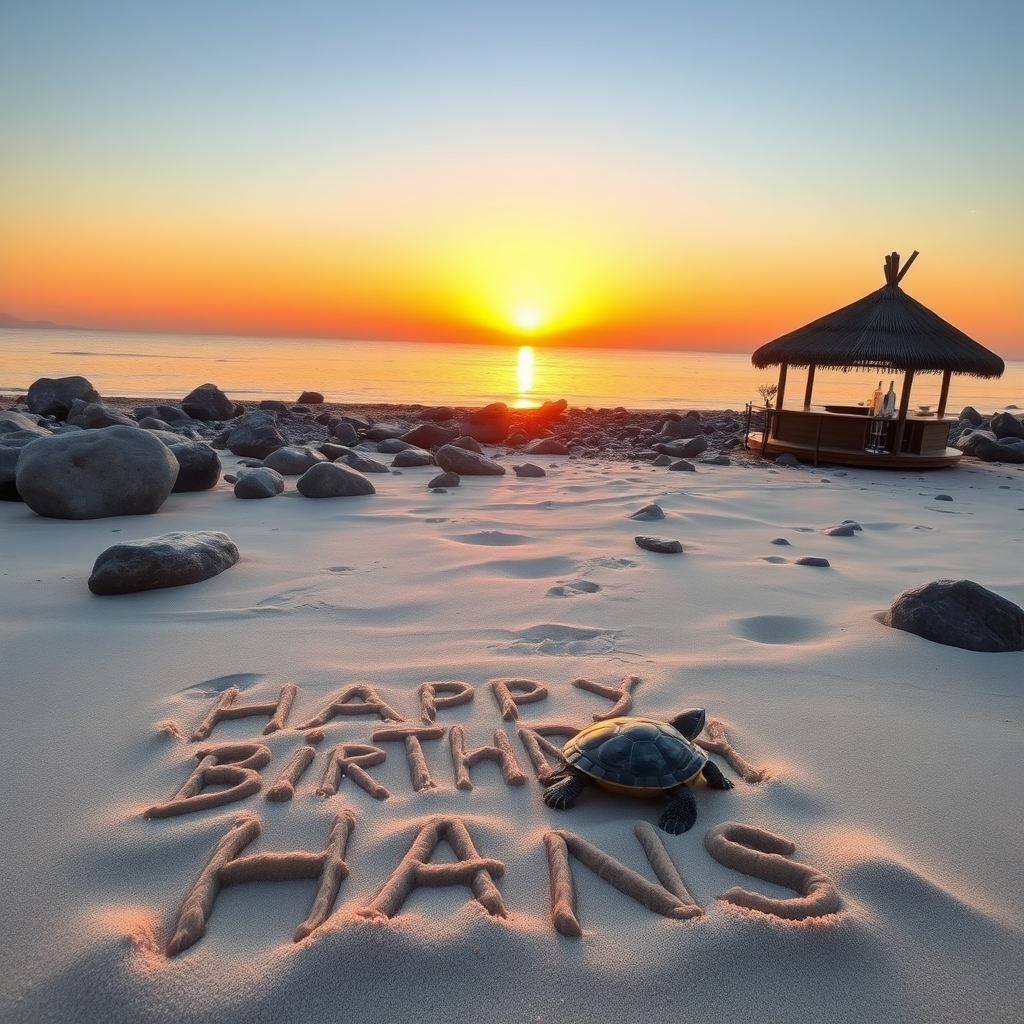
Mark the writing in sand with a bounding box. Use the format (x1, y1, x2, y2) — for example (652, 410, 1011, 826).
(147, 674, 841, 955)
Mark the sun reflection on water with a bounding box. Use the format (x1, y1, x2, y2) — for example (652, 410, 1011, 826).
(514, 345, 535, 408)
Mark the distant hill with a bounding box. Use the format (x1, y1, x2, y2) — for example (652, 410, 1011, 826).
(0, 312, 84, 330)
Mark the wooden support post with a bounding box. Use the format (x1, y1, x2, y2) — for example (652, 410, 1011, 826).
(892, 369, 915, 455)
(937, 370, 952, 418)
(773, 364, 788, 439)
(803, 365, 816, 408)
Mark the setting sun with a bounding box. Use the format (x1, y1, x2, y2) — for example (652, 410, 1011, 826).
(513, 308, 544, 333)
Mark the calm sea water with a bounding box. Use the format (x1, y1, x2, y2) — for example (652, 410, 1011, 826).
(2, 328, 1022, 413)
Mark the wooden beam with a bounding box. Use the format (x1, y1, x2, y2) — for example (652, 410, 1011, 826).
(895, 250, 920, 285)
(892, 369, 915, 455)
(937, 370, 952, 418)
(774, 364, 788, 438)
(803, 365, 816, 407)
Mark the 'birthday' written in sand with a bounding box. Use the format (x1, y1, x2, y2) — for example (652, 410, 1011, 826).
(147, 676, 841, 955)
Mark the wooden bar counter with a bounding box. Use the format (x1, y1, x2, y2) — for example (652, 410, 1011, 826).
(745, 405, 961, 468)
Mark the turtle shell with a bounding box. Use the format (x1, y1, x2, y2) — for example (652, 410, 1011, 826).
(563, 716, 707, 794)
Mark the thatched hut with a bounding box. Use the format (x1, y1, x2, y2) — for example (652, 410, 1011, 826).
(746, 252, 1005, 467)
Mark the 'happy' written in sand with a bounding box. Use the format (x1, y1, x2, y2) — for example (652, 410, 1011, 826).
(148, 675, 841, 955)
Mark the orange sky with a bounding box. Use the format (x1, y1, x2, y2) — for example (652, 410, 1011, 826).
(1, 3, 1021, 357)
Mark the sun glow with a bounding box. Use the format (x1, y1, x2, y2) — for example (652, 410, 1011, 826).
(513, 307, 544, 333)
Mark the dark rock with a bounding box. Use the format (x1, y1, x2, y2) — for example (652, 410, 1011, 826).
(523, 438, 570, 456)
(400, 422, 460, 448)
(451, 435, 484, 454)
(364, 422, 408, 441)
(795, 557, 830, 567)
(138, 416, 174, 431)
(0, 411, 49, 435)
(234, 467, 285, 498)
(318, 442, 353, 461)
(959, 433, 1024, 464)
(775, 453, 803, 467)
(700, 455, 731, 466)
(990, 412, 1024, 440)
(512, 463, 546, 477)
(668, 459, 696, 472)
(823, 525, 857, 537)
(935, 494, 953, 502)
(88, 530, 239, 595)
(298, 390, 325, 404)
(629, 503, 665, 520)
(156, 436, 222, 492)
(258, 399, 291, 414)
(26, 375, 100, 419)
(770, 537, 791, 545)
(654, 435, 708, 458)
(460, 403, 512, 444)
(225, 411, 287, 458)
(16, 426, 179, 519)
(651, 454, 673, 467)
(392, 448, 435, 467)
(416, 406, 456, 422)
(435, 444, 506, 476)
(376, 438, 415, 454)
(297, 462, 376, 497)
(328, 419, 360, 445)
(428, 471, 460, 488)
(182, 383, 241, 421)
(884, 579, 1024, 652)
(66, 401, 138, 429)
(659, 417, 702, 439)
(263, 446, 327, 475)
(959, 406, 983, 426)
(634, 535, 683, 554)
(335, 451, 391, 473)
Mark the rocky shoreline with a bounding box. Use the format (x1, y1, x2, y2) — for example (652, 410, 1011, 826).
(3, 374, 1024, 512)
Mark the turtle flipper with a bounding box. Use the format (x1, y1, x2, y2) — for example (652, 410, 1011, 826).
(543, 769, 589, 810)
(658, 787, 698, 834)
(701, 759, 734, 790)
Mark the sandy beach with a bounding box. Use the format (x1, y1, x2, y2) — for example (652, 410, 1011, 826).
(2, 397, 1023, 1024)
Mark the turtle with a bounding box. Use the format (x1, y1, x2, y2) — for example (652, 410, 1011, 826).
(542, 709, 733, 834)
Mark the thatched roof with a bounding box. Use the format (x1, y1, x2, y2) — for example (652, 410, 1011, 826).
(751, 252, 1005, 378)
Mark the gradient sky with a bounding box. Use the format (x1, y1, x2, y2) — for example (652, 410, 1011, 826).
(1, 0, 1021, 355)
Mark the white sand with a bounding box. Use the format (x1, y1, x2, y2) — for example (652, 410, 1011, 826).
(2, 449, 1023, 1023)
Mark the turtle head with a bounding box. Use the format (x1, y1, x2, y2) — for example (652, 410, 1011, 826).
(670, 708, 706, 740)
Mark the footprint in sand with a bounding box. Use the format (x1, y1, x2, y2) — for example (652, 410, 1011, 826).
(545, 580, 602, 598)
(731, 615, 828, 645)
(498, 623, 623, 655)
(451, 531, 533, 546)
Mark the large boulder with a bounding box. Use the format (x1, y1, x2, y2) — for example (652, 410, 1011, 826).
(181, 383, 241, 421)
(0, 411, 50, 435)
(88, 530, 239, 595)
(884, 579, 1024, 652)
(234, 467, 285, 499)
(296, 462, 376, 497)
(435, 444, 506, 476)
(654, 435, 709, 458)
(460, 403, 512, 444)
(990, 412, 1024, 440)
(956, 431, 1024, 464)
(224, 411, 287, 458)
(263, 446, 327, 475)
(399, 422, 460, 448)
(148, 432, 222, 492)
(16, 425, 179, 519)
(26, 376, 100, 419)
(66, 400, 138, 429)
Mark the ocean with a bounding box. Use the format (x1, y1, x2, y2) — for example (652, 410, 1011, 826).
(2, 328, 1022, 413)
